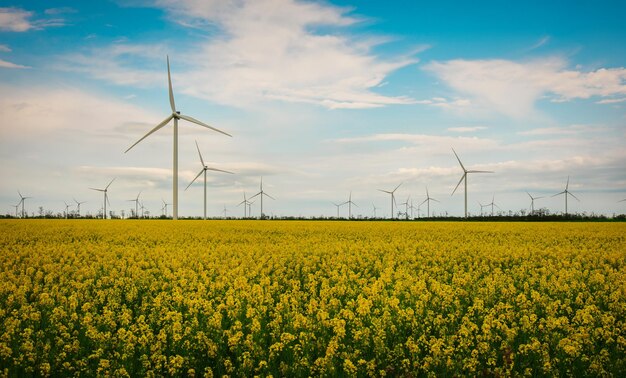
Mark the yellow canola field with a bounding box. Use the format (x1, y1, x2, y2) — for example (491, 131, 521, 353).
(0, 220, 625, 377)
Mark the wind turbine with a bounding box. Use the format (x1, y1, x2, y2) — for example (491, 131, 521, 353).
(487, 195, 501, 216)
(478, 201, 488, 216)
(408, 200, 417, 219)
(372, 204, 378, 218)
(238, 192, 251, 218)
(63, 201, 72, 219)
(250, 178, 275, 219)
(378, 183, 402, 219)
(124, 56, 232, 221)
(140, 202, 146, 218)
(451, 148, 493, 218)
(127, 191, 142, 218)
(332, 202, 344, 218)
(161, 199, 171, 218)
(73, 198, 86, 217)
(185, 140, 234, 220)
(17, 191, 32, 218)
(552, 176, 579, 215)
(89, 178, 115, 219)
(420, 186, 440, 218)
(222, 205, 229, 219)
(11, 203, 19, 218)
(398, 196, 410, 220)
(526, 192, 544, 214)
(342, 191, 358, 219)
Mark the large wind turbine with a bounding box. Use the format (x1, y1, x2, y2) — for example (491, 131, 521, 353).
(250, 178, 275, 219)
(526, 192, 544, 214)
(378, 183, 402, 219)
(342, 191, 358, 219)
(17, 191, 31, 218)
(73, 198, 86, 217)
(124, 56, 232, 220)
(420, 186, 440, 218)
(127, 191, 141, 218)
(89, 178, 115, 219)
(552, 176, 579, 215)
(185, 141, 234, 220)
(451, 148, 493, 218)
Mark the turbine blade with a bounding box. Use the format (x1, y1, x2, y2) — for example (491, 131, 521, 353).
(432, 198, 440, 203)
(566, 176, 570, 190)
(106, 193, 110, 207)
(167, 55, 176, 113)
(89, 188, 104, 192)
(206, 167, 234, 174)
(264, 193, 276, 200)
(526, 191, 532, 200)
(105, 178, 116, 190)
(552, 191, 566, 197)
(195, 140, 205, 166)
(378, 189, 391, 194)
(185, 169, 204, 191)
(451, 148, 466, 171)
(451, 174, 465, 195)
(420, 198, 428, 206)
(178, 114, 232, 137)
(125, 115, 174, 153)
(568, 191, 580, 201)
(352, 202, 359, 208)
(393, 182, 403, 193)
(467, 170, 494, 173)
(249, 192, 261, 200)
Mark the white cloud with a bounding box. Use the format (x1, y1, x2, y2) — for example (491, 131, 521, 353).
(528, 35, 550, 51)
(424, 57, 626, 118)
(0, 7, 32, 31)
(0, 59, 29, 69)
(44, 7, 77, 15)
(0, 44, 11, 52)
(517, 124, 608, 136)
(596, 97, 626, 104)
(60, 0, 419, 109)
(447, 126, 487, 133)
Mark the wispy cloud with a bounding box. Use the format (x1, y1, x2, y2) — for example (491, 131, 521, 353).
(44, 7, 77, 15)
(0, 59, 30, 69)
(517, 124, 609, 136)
(424, 57, 626, 118)
(528, 35, 550, 51)
(0, 44, 11, 52)
(447, 126, 487, 133)
(596, 97, 626, 104)
(0, 7, 33, 31)
(59, 0, 420, 110)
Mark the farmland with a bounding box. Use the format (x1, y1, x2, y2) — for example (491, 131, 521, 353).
(0, 220, 625, 376)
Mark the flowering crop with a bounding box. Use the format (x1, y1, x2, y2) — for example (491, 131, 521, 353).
(0, 220, 625, 376)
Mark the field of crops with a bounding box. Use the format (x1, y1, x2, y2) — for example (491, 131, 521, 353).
(0, 220, 625, 376)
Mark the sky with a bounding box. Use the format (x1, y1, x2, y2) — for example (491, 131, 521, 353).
(1, 0, 625, 218)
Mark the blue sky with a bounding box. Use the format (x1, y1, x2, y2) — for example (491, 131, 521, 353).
(1, 0, 625, 218)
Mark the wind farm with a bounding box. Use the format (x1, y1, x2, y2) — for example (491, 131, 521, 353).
(2, 2, 626, 377)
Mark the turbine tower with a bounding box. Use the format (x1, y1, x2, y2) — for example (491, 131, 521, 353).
(552, 176, 579, 215)
(420, 186, 440, 218)
(17, 191, 32, 218)
(127, 191, 141, 218)
(185, 140, 234, 220)
(526, 192, 544, 214)
(250, 178, 275, 219)
(378, 183, 402, 219)
(124, 56, 232, 220)
(73, 198, 86, 217)
(451, 148, 493, 218)
(342, 191, 358, 219)
(89, 178, 115, 219)
(487, 195, 501, 216)
(332, 202, 344, 218)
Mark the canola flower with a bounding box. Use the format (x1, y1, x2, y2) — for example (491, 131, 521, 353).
(0, 220, 625, 376)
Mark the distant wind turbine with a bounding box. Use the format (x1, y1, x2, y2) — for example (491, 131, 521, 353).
(73, 198, 86, 217)
(552, 176, 579, 215)
(487, 195, 501, 216)
(124, 56, 232, 221)
(11, 203, 19, 218)
(408, 200, 417, 219)
(127, 191, 142, 218)
(332, 202, 344, 218)
(17, 191, 32, 218)
(398, 196, 410, 220)
(162, 199, 171, 218)
(63, 201, 72, 219)
(378, 183, 402, 219)
(342, 191, 358, 219)
(222, 205, 228, 219)
(185, 141, 234, 220)
(372, 204, 378, 218)
(526, 192, 544, 214)
(89, 178, 115, 219)
(451, 148, 493, 218)
(420, 186, 440, 218)
(238, 192, 252, 218)
(250, 178, 275, 219)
